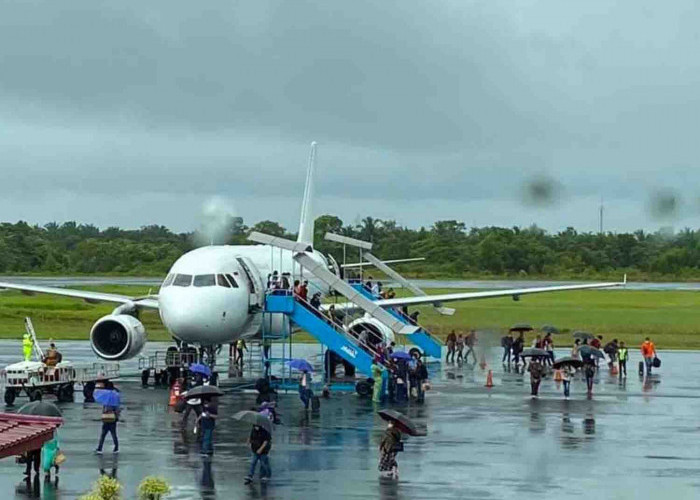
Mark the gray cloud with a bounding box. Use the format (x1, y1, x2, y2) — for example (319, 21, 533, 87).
(1, 0, 700, 232)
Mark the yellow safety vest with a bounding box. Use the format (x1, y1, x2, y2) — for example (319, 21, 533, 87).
(618, 348, 628, 361)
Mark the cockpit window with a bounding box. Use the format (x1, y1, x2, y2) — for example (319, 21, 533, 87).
(193, 274, 216, 287)
(217, 274, 231, 288)
(162, 274, 175, 287)
(225, 273, 239, 288)
(173, 274, 193, 287)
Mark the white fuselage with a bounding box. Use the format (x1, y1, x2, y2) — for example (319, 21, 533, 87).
(157, 245, 330, 346)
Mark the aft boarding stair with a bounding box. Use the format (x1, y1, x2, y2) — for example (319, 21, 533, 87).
(265, 293, 392, 376)
(349, 283, 443, 359)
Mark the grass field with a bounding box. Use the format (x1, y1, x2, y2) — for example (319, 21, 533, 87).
(0, 285, 698, 349)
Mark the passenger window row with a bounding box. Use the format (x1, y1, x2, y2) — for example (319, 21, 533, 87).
(162, 273, 239, 288)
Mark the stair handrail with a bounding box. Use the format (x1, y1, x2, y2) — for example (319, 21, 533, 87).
(282, 291, 395, 371)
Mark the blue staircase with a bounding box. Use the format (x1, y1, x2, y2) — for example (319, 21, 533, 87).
(349, 283, 443, 359)
(265, 293, 381, 376)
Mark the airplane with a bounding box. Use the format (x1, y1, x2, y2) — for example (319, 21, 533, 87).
(0, 142, 626, 369)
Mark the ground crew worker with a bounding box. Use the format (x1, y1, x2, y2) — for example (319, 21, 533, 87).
(22, 332, 33, 361)
(44, 342, 59, 367)
(618, 342, 629, 379)
(641, 337, 656, 376)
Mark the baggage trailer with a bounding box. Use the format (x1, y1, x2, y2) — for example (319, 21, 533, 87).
(1, 361, 120, 405)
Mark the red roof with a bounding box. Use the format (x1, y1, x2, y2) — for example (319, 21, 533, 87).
(0, 413, 63, 459)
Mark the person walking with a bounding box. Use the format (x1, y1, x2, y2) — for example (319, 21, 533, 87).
(415, 359, 429, 403)
(236, 339, 247, 369)
(445, 331, 457, 363)
(95, 403, 119, 454)
(378, 421, 402, 480)
(561, 365, 575, 399)
(501, 332, 513, 365)
(198, 399, 217, 455)
(24, 447, 41, 478)
(604, 339, 619, 369)
(245, 424, 271, 484)
(456, 334, 465, 363)
(512, 332, 525, 368)
(464, 330, 477, 364)
(584, 360, 596, 397)
(618, 341, 629, 378)
(42, 431, 61, 481)
(571, 338, 581, 359)
(298, 369, 313, 410)
(543, 333, 555, 365)
(641, 337, 656, 376)
(528, 359, 544, 397)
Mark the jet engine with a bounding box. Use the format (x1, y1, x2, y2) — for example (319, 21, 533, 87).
(347, 316, 395, 347)
(90, 314, 147, 361)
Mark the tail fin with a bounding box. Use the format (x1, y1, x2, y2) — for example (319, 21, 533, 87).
(297, 141, 317, 246)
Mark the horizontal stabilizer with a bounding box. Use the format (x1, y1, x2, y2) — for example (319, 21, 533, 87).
(324, 232, 373, 250)
(248, 232, 313, 253)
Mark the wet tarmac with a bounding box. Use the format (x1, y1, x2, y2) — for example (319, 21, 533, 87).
(1, 341, 699, 499)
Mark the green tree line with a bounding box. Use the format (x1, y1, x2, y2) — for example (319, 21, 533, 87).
(1, 217, 699, 280)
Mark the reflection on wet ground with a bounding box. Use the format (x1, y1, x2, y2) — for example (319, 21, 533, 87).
(1, 342, 699, 498)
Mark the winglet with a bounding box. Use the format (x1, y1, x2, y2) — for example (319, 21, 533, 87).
(623, 273, 627, 286)
(297, 141, 317, 246)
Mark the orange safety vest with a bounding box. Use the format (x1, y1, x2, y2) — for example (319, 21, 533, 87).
(641, 341, 655, 358)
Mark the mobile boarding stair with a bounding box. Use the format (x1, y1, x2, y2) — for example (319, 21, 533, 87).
(265, 291, 393, 376)
(349, 282, 443, 359)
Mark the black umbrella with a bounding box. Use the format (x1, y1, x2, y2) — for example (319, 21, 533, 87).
(17, 401, 62, 417)
(553, 357, 584, 369)
(377, 409, 426, 437)
(573, 331, 594, 340)
(541, 324, 560, 334)
(233, 410, 272, 434)
(182, 385, 223, 399)
(578, 345, 605, 359)
(509, 323, 534, 332)
(521, 348, 548, 358)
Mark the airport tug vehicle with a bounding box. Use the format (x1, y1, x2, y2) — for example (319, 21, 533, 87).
(1, 318, 119, 405)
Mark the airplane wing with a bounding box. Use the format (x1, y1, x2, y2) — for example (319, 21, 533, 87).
(0, 281, 159, 309)
(374, 280, 625, 308)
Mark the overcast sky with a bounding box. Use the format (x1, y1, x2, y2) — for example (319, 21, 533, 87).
(1, 1, 699, 234)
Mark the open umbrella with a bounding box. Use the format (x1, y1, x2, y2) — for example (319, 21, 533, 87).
(94, 389, 121, 408)
(573, 331, 594, 340)
(553, 357, 584, 369)
(182, 385, 223, 399)
(541, 324, 560, 334)
(233, 410, 272, 434)
(390, 351, 411, 361)
(287, 359, 314, 372)
(17, 401, 62, 417)
(189, 363, 212, 377)
(578, 345, 605, 359)
(377, 409, 426, 437)
(510, 323, 533, 332)
(521, 348, 549, 358)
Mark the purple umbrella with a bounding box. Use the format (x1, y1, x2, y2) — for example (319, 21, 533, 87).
(287, 359, 314, 372)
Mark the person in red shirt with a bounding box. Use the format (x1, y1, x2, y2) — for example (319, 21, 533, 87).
(641, 337, 656, 376)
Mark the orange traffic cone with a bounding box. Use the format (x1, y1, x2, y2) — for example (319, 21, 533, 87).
(554, 369, 563, 382)
(169, 379, 181, 406)
(485, 370, 494, 388)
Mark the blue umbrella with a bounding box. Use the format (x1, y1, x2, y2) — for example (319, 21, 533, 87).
(390, 351, 411, 360)
(94, 389, 121, 408)
(189, 363, 212, 377)
(287, 359, 314, 372)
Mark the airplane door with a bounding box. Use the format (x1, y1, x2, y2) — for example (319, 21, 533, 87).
(236, 257, 265, 311)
